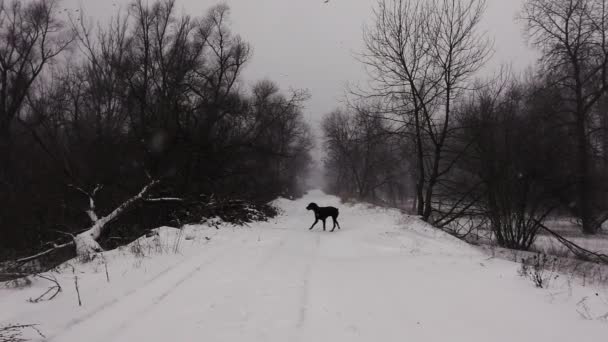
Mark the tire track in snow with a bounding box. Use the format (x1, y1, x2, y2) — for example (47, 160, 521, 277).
(137, 228, 320, 342)
(98, 230, 290, 342)
(293, 231, 320, 340)
(150, 232, 286, 305)
(44, 233, 255, 342)
(203, 228, 320, 341)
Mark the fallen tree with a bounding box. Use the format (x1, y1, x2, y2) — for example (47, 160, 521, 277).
(534, 220, 608, 265)
(72, 180, 161, 258)
(9, 179, 169, 265)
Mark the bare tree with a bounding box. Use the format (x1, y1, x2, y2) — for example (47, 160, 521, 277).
(360, 0, 491, 222)
(521, 0, 608, 234)
(70, 7, 131, 141)
(0, 0, 71, 183)
(456, 75, 566, 249)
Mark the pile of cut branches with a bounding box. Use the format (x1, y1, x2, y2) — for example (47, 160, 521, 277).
(174, 195, 279, 226)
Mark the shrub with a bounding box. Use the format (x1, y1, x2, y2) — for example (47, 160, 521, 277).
(518, 253, 561, 288)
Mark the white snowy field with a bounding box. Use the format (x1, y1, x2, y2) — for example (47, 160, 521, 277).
(1, 190, 607, 341)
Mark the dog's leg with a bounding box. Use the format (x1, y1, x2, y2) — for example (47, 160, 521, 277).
(330, 217, 337, 232)
(322, 219, 326, 231)
(335, 218, 341, 229)
(309, 218, 318, 230)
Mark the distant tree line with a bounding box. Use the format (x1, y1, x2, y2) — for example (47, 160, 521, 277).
(323, 0, 608, 249)
(322, 103, 410, 205)
(0, 0, 313, 259)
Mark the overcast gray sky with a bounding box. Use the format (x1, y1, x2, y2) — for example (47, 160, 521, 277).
(63, 0, 538, 143)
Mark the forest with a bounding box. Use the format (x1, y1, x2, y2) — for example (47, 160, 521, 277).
(0, 0, 313, 261)
(323, 0, 608, 252)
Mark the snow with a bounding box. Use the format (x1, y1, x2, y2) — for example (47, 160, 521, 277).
(1, 190, 607, 341)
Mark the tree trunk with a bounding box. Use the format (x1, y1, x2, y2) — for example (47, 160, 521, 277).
(414, 111, 426, 217)
(576, 119, 595, 234)
(416, 180, 425, 216)
(0, 121, 10, 188)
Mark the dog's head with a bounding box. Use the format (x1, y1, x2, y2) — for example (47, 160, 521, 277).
(306, 202, 318, 211)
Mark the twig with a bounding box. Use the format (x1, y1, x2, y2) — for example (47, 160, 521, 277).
(173, 227, 185, 254)
(576, 297, 593, 320)
(0, 323, 46, 341)
(50, 229, 76, 238)
(14, 241, 74, 264)
(70, 265, 82, 306)
(144, 197, 183, 203)
(101, 254, 110, 283)
(28, 273, 62, 303)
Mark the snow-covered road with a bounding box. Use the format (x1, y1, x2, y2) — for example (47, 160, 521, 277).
(1, 190, 607, 341)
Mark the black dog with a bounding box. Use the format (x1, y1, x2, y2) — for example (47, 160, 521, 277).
(306, 202, 341, 232)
